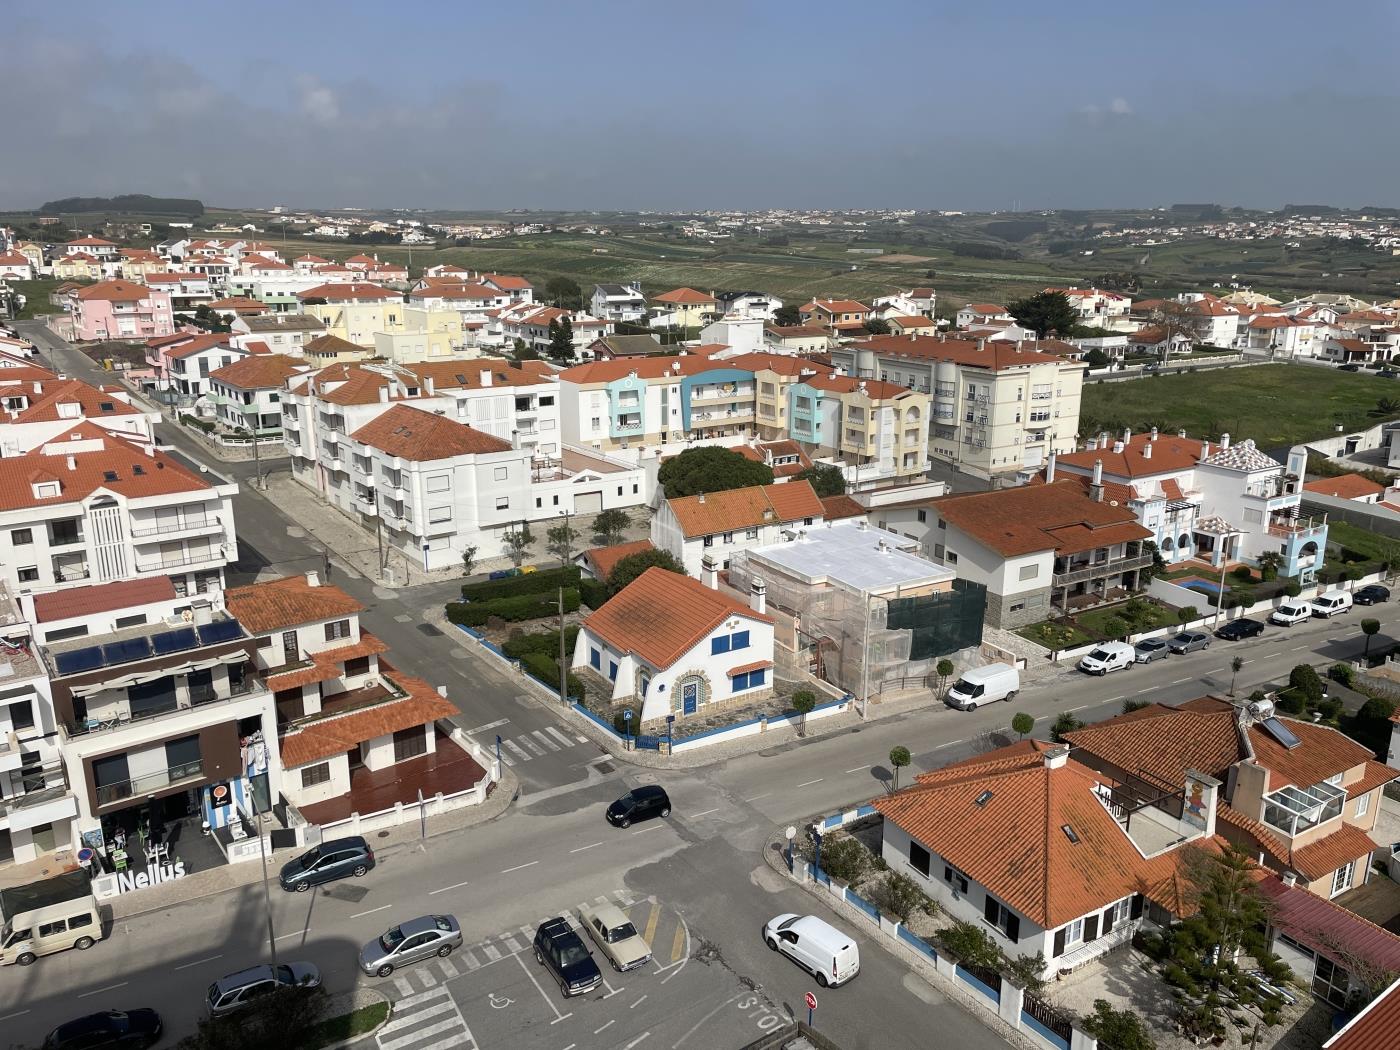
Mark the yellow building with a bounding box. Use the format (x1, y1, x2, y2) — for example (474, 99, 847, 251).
(52, 253, 105, 281)
(725, 352, 824, 441)
(373, 306, 470, 363)
(303, 333, 374, 366)
(650, 287, 717, 330)
(298, 282, 406, 346)
(16, 243, 44, 271)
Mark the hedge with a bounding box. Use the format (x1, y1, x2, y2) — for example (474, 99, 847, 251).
(461, 565, 580, 603)
(446, 589, 581, 627)
(579, 577, 610, 610)
(180, 413, 215, 433)
(520, 651, 584, 701)
(503, 625, 580, 660)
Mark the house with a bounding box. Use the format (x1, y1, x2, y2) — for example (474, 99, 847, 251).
(206, 296, 271, 320)
(1302, 474, 1384, 504)
(591, 283, 648, 323)
(926, 478, 1153, 627)
(208, 354, 309, 438)
(955, 303, 1011, 328)
(651, 481, 825, 574)
(886, 315, 939, 337)
(143, 273, 214, 314)
(577, 539, 655, 582)
(65, 237, 118, 258)
(798, 299, 870, 336)
(303, 333, 374, 366)
(145, 333, 243, 400)
(500, 306, 611, 358)
(700, 316, 765, 354)
(1127, 326, 1194, 357)
(480, 273, 533, 303)
(714, 290, 783, 321)
(297, 283, 406, 346)
(0, 251, 34, 280)
(873, 740, 1226, 977)
(52, 253, 106, 282)
(763, 324, 832, 355)
(1046, 287, 1132, 331)
(1180, 295, 1243, 348)
(230, 313, 326, 354)
(650, 288, 717, 330)
(1235, 314, 1314, 358)
(0, 376, 158, 452)
(734, 440, 812, 480)
(118, 249, 170, 282)
(1324, 973, 1400, 1045)
(588, 334, 664, 360)
(66, 280, 175, 341)
(571, 565, 774, 726)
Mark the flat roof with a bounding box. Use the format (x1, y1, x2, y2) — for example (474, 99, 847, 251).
(744, 522, 954, 595)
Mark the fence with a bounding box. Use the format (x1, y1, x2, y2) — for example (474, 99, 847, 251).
(957, 962, 1003, 1004)
(846, 888, 880, 924)
(897, 923, 939, 963)
(1023, 993, 1074, 1050)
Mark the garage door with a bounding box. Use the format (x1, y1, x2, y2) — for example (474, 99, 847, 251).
(575, 491, 603, 514)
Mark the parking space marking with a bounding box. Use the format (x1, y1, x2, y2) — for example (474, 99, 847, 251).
(631, 994, 648, 1009)
(642, 901, 662, 946)
(174, 954, 223, 970)
(669, 922, 686, 964)
(502, 933, 523, 953)
(623, 1034, 652, 1049)
(570, 841, 602, 853)
(501, 860, 539, 874)
(483, 943, 503, 962)
(602, 977, 624, 999)
(78, 982, 127, 998)
(513, 951, 572, 1024)
(0, 1011, 30, 1022)
(690, 807, 720, 818)
(418, 969, 438, 987)
(632, 824, 663, 834)
(429, 879, 470, 895)
(595, 1020, 617, 1035)
(460, 947, 481, 970)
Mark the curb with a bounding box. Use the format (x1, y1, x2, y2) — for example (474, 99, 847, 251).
(315, 988, 393, 1050)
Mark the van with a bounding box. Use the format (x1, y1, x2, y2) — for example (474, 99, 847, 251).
(1311, 591, 1353, 618)
(946, 664, 1020, 710)
(763, 913, 860, 988)
(0, 896, 103, 966)
(1078, 641, 1136, 676)
(1269, 601, 1313, 627)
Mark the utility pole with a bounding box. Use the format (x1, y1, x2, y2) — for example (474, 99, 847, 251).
(1212, 549, 1231, 628)
(250, 791, 277, 966)
(859, 592, 872, 721)
(558, 512, 571, 704)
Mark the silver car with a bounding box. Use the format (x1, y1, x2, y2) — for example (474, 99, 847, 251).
(1133, 638, 1168, 663)
(1167, 631, 1211, 654)
(358, 914, 462, 977)
(206, 963, 320, 1018)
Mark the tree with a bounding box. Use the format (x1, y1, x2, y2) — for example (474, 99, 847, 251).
(1139, 540, 1166, 583)
(935, 659, 955, 698)
(773, 303, 802, 327)
(1146, 299, 1200, 356)
(179, 985, 330, 1050)
(1229, 656, 1245, 696)
(1362, 617, 1381, 658)
(658, 446, 773, 497)
(607, 548, 686, 595)
(1283, 578, 1302, 598)
(546, 315, 575, 361)
(1289, 663, 1324, 707)
(1011, 712, 1035, 739)
(1007, 290, 1077, 338)
(545, 521, 580, 565)
(501, 522, 535, 569)
(793, 462, 847, 498)
(1051, 711, 1083, 742)
(1256, 550, 1283, 582)
(1369, 396, 1400, 419)
(791, 689, 817, 737)
(1100, 615, 1130, 641)
(888, 746, 911, 790)
(1178, 605, 1200, 624)
(461, 545, 478, 577)
(863, 318, 891, 336)
(1079, 1000, 1157, 1050)
(1084, 348, 1110, 369)
(591, 508, 632, 547)
(544, 276, 582, 310)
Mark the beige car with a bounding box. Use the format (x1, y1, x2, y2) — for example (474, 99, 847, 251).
(579, 902, 652, 972)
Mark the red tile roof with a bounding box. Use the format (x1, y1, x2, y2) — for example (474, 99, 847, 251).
(166, 334, 236, 360)
(1064, 698, 1244, 786)
(210, 354, 306, 390)
(73, 279, 157, 303)
(297, 282, 399, 301)
(1254, 873, 1400, 977)
(582, 539, 655, 581)
(854, 334, 1073, 372)
(652, 287, 715, 305)
(31, 576, 177, 624)
(1055, 432, 1205, 479)
(932, 479, 1149, 558)
(560, 355, 720, 384)
(1247, 719, 1376, 791)
(483, 273, 532, 290)
(350, 404, 511, 460)
(225, 575, 365, 634)
(667, 482, 824, 538)
(801, 299, 870, 315)
(1288, 823, 1380, 881)
(1325, 976, 1400, 1050)
(1302, 474, 1385, 501)
(819, 494, 866, 521)
(9, 380, 142, 423)
(582, 568, 771, 669)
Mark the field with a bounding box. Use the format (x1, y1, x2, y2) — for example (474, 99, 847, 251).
(1079, 364, 1400, 448)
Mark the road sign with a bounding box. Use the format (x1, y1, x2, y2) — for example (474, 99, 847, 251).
(804, 992, 818, 1011)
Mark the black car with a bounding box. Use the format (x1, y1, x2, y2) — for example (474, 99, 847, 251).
(1379, 369, 1400, 380)
(278, 836, 375, 892)
(1339, 363, 1362, 372)
(1215, 618, 1266, 641)
(1355, 584, 1391, 606)
(43, 1010, 162, 1050)
(605, 785, 671, 828)
(534, 917, 602, 998)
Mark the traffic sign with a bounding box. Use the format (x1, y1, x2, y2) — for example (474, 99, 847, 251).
(804, 992, 818, 1011)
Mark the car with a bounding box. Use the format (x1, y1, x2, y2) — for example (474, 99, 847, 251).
(945, 663, 1020, 709)
(1215, 618, 1265, 641)
(534, 917, 602, 998)
(763, 913, 860, 988)
(1133, 638, 1169, 664)
(278, 836, 374, 892)
(1167, 631, 1211, 654)
(1077, 641, 1135, 675)
(1269, 601, 1313, 627)
(1355, 585, 1391, 606)
(206, 963, 321, 1018)
(1311, 590, 1354, 618)
(1379, 369, 1399, 379)
(358, 914, 462, 978)
(606, 785, 671, 828)
(579, 902, 652, 972)
(42, 1010, 162, 1050)
(1339, 363, 1362, 372)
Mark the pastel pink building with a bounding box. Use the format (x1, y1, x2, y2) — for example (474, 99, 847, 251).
(67, 279, 175, 341)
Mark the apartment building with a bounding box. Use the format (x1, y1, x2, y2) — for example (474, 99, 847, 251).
(786, 373, 930, 481)
(0, 375, 158, 453)
(208, 355, 309, 437)
(558, 354, 741, 451)
(830, 335, 1086, 479)
(229, 313, 326, 354)
(740, 353, 826, 441)
(145, 333, 244, 401)
(65, 280, 175, 342)
(591, 283, 648, 322)
(144, 273, 214, 315)
(297, 283, 406, 346)
(954, 303, 1011, 328)
(1047, 287, 1132, 330)
(763, 325, 832, 354)
(652, 481, 825, 574)
(0, 424, 238, 597)
(798, 298, 870, 335)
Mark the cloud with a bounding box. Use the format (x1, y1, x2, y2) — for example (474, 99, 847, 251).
(296, 75, 340, 124)
(1109, 97, 1132, 115)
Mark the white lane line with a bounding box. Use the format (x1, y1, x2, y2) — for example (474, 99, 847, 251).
(795, 778, 823, 788)
(1289, 644, 1308, 651)
(504, 738, 531, 761)
(429, 879, 471, 895)
(744, 793, 771, 802)
(497, 751, 516, 767)
(570, 841, 603, 853)
(689, 807, 720, 818)
(1169, 677, 1193, 685)
(631, 994, 649, 1009)
(532, 729, 561, 752)
(1106, 696, 1125, 704)
(351, 904, 393, 918)
(78, 982, 128, 998)
(632, 824, 663, 834)
(273, 930, 304, 942)
(522, 736, 546, 756)
(623, 1034, 652, 1050)
(392, 975, 415, 997)
(1069, 704, 1095, 713)
(174, 954, 223, 971)
(501, 860, 539, 874)
(596, 1020, 617, 1035)
(0, 1011, 30, 1022)
(513, 951, 570, 1024)
(845, 765, 871, 773)
(464, 717, 510, 734)
(545, 726, 576, 747)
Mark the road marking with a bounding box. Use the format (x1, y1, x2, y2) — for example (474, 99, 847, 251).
(174, 954, 223, 970)
(513, 951, 570, 1024)
(380, 989, 453, 1027)
(795, 778, 823, 788)
(392, 975, 415, 997)
(352, 904, 393, 918)
(672, 993, 742, 1046)
(483, 944, 502, 962)
(1106, 696, 1125, 704)
(464, 718, 510, 734)
(1169, 677, 1193, 685)
(845, 765, 871, 773)
(419, 968, 438, 987)
(522, 736, 546, 756)
(461, 948, 481, 970)
(504, 738, 531, 761)
(643, 900, 662, 946)
(438, 958, 459, 979)
(631, 994, 649, 1009)
(430, 879, 471, 895)
(575, 735, 588, 743)
(570, 841, 602, 853)
(274, 930, 304, 942)
(0, 1011, 29, 1022)
(1290, 645, 1308, 651)
(502, 933, 522, 953)
(632, 824, 663, 834)
(501, 860, 539, 874)
(624, 1035, 652, 1050)
(532, 729, 561, 751)
(545, 726, 576, 747)
(1069, 704, 1095, 713)
(596, 1020, 617, 1035)
(496, 751, 516, 767)
(690, 807, 720, 818)
(744, 793, 771, 802)
(670, 922, 686, 964)
(380, 1019, 464, 1050)
(78, 982, 128, 998)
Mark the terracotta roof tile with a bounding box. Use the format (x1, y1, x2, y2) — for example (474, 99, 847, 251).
(933, 479, 1148, 558)
(1056, 432, 1205, 478)
(1349, 761, 1400, 798)
(667, 482, 824, 538)
(1247, 719, 1376, 790)
(1302, 474, 1385, 501)
(349, 404, 511, 460)
(559, 355, 715, 384)
(31, 576, 176, 624)
(854, 334, 1073, 372)
(297, 282, 399, 301)
(1325, 976, 1400, 1050)
(210, 354, 306, 389)
(1288, 823, 1380, 881)
(73, 279, 157, 303)
(9, 380, 142, 423)
(582, 539, 655, 581)
(225, 575, 365, 635)
(1062, 698, 1243, 786)
(801, 299, 870, 314)
(819, 494, 866, 521)
(652, 287, 715, 305)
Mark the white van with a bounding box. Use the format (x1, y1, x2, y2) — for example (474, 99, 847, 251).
(763, 913, 860, 987)
(0, 895, 103, 966)
(1078, 641, 1136, 676)
(1269, 600, 1313, 627)
(1311, 591, 1353, 618)
(946, 664, 1020, 710)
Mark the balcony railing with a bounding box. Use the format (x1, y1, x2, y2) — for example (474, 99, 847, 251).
(96, 759, 203, 807)
(0, 782, 75, 818)
(1268, 516, 1325, 538)
(64, 675, 264, 739)
(1052, 551, 1154, 588)
(133, 547, 224, 572)
(129, 517, 219, 539)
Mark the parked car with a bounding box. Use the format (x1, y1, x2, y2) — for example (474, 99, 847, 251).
(1311, 590, 1354, 618)
(1355, 585, 1391, 606)
(1133, 638, 1169, 664)
(1339, 363, 1362, 372)
(0, 892, 103, 966)
(278, 836, 375, 892)
(1378, 369, 1399, 379)
(1268, 601, 1313, 627)
(358, 915, 462, 978)
(1077, 641, 1136, 676)
(42, 1010, 162, 1050)
(206, 963, 321, 1018)
(1167, 631, 1211, 654)
(763, 913, 860, 988)
(606, 785, 670, 828)
(534, 917, 602, 998)
(945, 664, 1020, 709)
(579, 902, 651, 972)
(1215, 618, 1265, 641)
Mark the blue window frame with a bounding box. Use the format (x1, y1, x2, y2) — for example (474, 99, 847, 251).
(731, 668, 767, 691)
(590, 648, 601, 670)
(608, 661, 618, 682)
(731, 630, 750, 651)
(711, 635, 731, 655)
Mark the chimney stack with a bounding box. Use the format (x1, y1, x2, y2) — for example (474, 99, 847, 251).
(1200, 440, 1211, 459)
(1178, 428, 1186, 438)
(1090, 459, 1105, 502)
(1122, 427, 1131, 445)
(480, 369, 493, 387)
(1143, 442, 1153, 460)
(305, 570, 320, 588)
(700, 555, 718, 590)
(1044, 745, 1070, 769)
(1220, 432, 1230, 450)
(1045, 451, 1057, 483)
(1113, 440, 1125, 453)
(1150, 426, 1159, 441)
(750, 578, 767, 615)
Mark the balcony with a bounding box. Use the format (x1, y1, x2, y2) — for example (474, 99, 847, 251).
(1262, 779, 1345, 839)
(614, 418, 643, 433)
(64, 674, 265, 740)
(1268, 514, 1325, 539)
(129, 515, 223, 540)
(133, 546, 226, 572)
(1052, 551, 1154, 588)
(96, 759, 204, 808)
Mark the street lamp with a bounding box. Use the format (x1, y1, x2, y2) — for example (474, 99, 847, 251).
(248, 789, 277, 966)
(785, 825, 797, 872)
(241, 404, 263, 490)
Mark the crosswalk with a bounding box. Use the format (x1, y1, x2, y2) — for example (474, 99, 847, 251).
(376, 984, 476, 1050)
(487, 724, 585, 766)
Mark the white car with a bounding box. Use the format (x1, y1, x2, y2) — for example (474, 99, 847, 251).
(1268, 601, 1312, 627)
(579, 902, 651, 972)
(764, 913, 859, 988)
(1078, 641, 1136, 676)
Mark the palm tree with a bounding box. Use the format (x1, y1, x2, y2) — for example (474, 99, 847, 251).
(1362, 618, 1381, 659)
(1256, 551, 1283, 581)
(1229, 656, 1245, 696)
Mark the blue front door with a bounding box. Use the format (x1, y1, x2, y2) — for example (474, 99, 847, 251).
(682, 682, 698, 715)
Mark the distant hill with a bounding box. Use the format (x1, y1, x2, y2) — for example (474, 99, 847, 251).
(38, 194, 204, 217)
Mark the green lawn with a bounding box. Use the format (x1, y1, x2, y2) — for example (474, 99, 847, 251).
(7, 278, 69, 319)
(297, 1001, 389, 1049)
(1081, 364, 1400, 447)
(1017, 619, 1096, 649)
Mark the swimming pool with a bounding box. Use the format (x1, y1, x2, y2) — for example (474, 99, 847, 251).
(1177, 576, 1222, 595)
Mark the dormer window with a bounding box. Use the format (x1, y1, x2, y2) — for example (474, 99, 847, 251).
(58, 402, 80, 418)
(32, 482, 60, 499)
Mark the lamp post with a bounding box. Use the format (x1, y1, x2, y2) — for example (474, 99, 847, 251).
(242, 404, 263, 490)
(249, 790, 277, 966)
(811, 824, 823, 878)
(784, 825, 797, 873)
(1212, 548, 1231, 628)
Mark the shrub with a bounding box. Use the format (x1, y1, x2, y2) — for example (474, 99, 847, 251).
(1177, 606, 1199, 623)
(502, 625, 579, 659)
(180, 413, 215, 433)
(1081, 1000, 1158, 1050)
(612, 707, 641, 734)
(1276, 689, 1307, 716)
(1358, 695, 1398, 724)
(518, 651, 583, 700)
(1284, 579, 1302, 598)
(1231, 565, 1254, 582)
(1122, 698, 1151, 713)
(1329, 663, 1355, 687)
(1052, 711, 1084, 742)
(871, 872, 931, 922)
(579, 577, 609, 610)
(937, 920, 1001, 970)
(1288, 664, 1324, 706)
(817, 836, 871, 883)
(1317, 699, 1343, 722)
(461, 565, 580, 602)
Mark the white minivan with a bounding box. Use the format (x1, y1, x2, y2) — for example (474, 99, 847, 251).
(0, 895, 103, 966)
(946, 664, 1020, 710)
(1269, 600, 1313, 627)
(1078, 641, 1136, 676)
(1311, 590, 1353, 618)
(764, 913, 860, 987)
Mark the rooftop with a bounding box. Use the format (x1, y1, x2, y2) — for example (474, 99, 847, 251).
(225, 574, 364, 635)
(744, 521, 954, 596)
(933, 479, 1150, 557)
(667, 481, 825, 538)
(349, 403, 511, 461)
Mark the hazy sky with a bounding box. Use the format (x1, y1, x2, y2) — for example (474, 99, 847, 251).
(7, 1, 1398, 213)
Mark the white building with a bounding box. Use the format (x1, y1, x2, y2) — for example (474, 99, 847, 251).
(652, 481, 826, 575)
(208, 354, 309, 437)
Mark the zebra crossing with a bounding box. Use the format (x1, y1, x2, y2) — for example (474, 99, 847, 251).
(489, 724, 584, 766)
(376, 983, 476, 1050)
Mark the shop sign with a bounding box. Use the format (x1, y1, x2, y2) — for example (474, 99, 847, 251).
(115, 861, 187, 893)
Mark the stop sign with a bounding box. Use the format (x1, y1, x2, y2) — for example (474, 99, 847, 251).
(804, 991, 818, 1011)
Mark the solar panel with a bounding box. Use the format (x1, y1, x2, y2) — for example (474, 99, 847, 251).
(102, 637, 152, 665)
(1260, 717, 1302, 750)
(55, 646, 106, 676)
(151, 628, 198, 655)
(197, 619, 243, 646)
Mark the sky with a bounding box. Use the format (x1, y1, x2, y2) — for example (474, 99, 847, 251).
(6, 1, 1399, 214)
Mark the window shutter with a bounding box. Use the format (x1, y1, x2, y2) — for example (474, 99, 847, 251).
(983, 895, 999, 925)
(1005, 913, 1020, 943)
(1130, 894, 1144, 920)
(1084, 915, 1100, 943)
(1102, 906, 1115, 935)
(1053, 928, 1066, 958)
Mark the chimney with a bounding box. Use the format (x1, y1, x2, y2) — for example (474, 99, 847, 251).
(304, 570, 320, 587)
(1220, 432, 1230, 450)
(1113, 440, 1125, 453)
(1044, 745, 1070, 769)
(480, 369, 493, 387)
(1143, 442, 1153, 460)
(700, 555, 718, 590)
(1182, 770, 1220, 839)
(1086, 437, 1098, 451)
(1178, 428, 1186, 438)
(1045, 451, 1057, 483)
(1150, 426, 1159, 441)
(1122, 427, 1131, 445)
(1090, 459, 1104, 502)
(378, 383, 389, 403)
(1099, 430, 1109, 447)
(1200, 440, 1211, 459)
(424, 375, 435, 396)
(697, 492, 706, 504)
(750, 578, 767, 615)
(192, 601, 213, 626)
(1281, 871, 1298, 888)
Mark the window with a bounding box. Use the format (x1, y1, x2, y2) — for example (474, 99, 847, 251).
(608, 661, 618, 681)
(393, 725, 428, 762)
(803, 517, 813, 526)
(1062, 918, 1085, 947)
(722, 531, 733, 543)
(1356, 793, 1370, 818)
(324, 620, 351, 642)
(301, 763, 331, 788)
(942, 865, 969, 895)
(908, 840, 931, 878)
(494, 466, 509, 481)
(983, 894, 1020, 942)
(1019, 564, 1039, 581)
(17, 566, 39, 583)
(114, 613, 147, 629)
(732, 668, 766, 690)
(745, 528, 758, 540)
(711, 634, 730, 655)
(590, 648, 601, 670)
(426, 473, 450, 492)
(1331, 863, 1354, 897)
(428, 506, 452, 523)
(345, 656, 371, 678)
(917, 510, 927, 523)
(45, 624, 88, 642)
(703, 535, 714, 548)
(10, 528, 31, 545)
(495, 496, 509, 510)
(731, 630, 750, 651)
(945, 551, 958, 565)
(8, 699, 35, 731)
